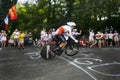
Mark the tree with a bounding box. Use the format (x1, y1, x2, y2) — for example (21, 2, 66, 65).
(9, 0, 120, 38)
(0, 0, 17, 30)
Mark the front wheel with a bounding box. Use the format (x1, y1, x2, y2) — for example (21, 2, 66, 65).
(40, 45, 56, 60)
(65, 43, 79, 56)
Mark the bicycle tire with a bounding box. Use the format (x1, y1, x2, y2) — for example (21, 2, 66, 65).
(65, 43, 79, 56)
(40, 45, 56, 60)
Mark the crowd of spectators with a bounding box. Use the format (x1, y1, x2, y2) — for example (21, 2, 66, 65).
(36, 26, 120, 48)
(0, 29, 33, 49)
(87, 26, 120, 48)
(0, 26, 120, 49)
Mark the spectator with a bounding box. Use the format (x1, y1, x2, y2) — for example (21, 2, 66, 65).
(95, 31, 103, 48)
(18, 31, 25, 49)
(110, 26, 114, 33)
(40, 28, 46, 40)
(51, 28, 56, 40)
(104, 31, 109, 47)
(79, 35, 88, 47)
(34, 38, 38, 46)
(89, 29, 95, 45)
(48, 29, 53, 41)
(108, 31, 113, 46)
(113, 30, 119, 46)
(28, 32, 33, 46)
(13, 29, 19, 47)
(101, 31, 105, 47)
(72, 29, 82, 38)
(24, 32, 29, 47)
(1, 30, 7, 47)
(8, 38, 14, 47)
(105, 26, 109, 32)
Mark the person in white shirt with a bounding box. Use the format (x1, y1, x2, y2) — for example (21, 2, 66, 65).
(51, 28, 56, 40)
(1, 30, 7, 47)
(53, 22, 78, 53)
(13, 29, 20, 47)
(108, 31, 113, 46)
(104, 31, 109, 47)
(72, 29, 82, 38)
(89, 29, 95, 44)
(40, 28, 46, 40)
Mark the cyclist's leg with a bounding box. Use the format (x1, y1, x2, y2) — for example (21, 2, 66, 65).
(52, 34, 66, 53)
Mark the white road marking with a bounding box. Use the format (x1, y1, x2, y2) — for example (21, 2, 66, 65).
(59, 56, 97, 80)
(88, 62, 120, 76)
(0, 48, 2, 51)
(74, 58, 102, 65)
(24, 52, 41, 59)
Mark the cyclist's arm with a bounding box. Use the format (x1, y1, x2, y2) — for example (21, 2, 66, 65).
(64, 27, 77, 41)
(66, 32, 77, 41)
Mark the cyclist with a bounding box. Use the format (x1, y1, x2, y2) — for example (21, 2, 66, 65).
(53, 22, 78, 54)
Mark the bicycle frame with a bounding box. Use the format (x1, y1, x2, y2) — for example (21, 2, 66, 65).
(40, 39, 79, 60)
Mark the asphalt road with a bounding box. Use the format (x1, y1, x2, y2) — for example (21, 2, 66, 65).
(0, 46, 120, 80)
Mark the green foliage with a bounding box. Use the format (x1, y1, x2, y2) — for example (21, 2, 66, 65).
(7, 0, 120, 38)
(0, 0, 17, 30)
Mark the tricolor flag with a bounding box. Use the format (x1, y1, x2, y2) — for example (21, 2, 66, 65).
(9, 4, 17, 20)
(4, 15, 9, 30)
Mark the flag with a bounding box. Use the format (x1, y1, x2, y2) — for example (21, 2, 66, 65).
(4, 15, 9, 30)
(9, 4, 17, 20)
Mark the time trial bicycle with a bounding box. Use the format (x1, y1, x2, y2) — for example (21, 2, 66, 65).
(40, 38, 79, 60)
